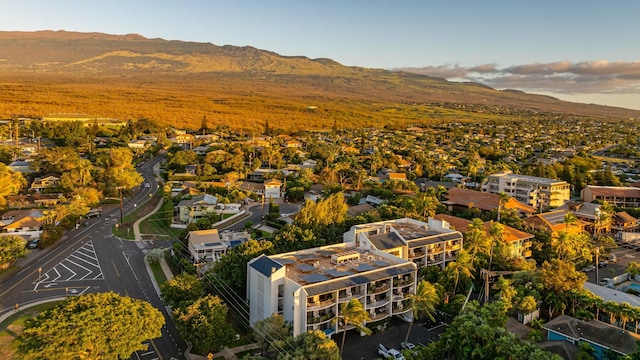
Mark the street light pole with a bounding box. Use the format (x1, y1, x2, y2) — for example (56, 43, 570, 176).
(119, 186, 124, 224)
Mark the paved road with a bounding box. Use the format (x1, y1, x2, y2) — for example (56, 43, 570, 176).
(0, 154, 186, 360)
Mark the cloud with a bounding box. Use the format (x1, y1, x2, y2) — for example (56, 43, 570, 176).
(394, 60, 640, 95)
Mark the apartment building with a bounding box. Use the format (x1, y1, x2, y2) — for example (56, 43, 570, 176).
(248, 243, 417, 336)
(481, 172, 570, 209)
(582, 185, 640, 208)
(343, 217, 464, 270)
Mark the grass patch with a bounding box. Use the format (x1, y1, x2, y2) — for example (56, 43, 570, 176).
(0, 301, 64, 331)
(150, 262, 168, 285)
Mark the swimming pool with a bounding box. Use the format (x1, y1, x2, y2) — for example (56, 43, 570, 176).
(626, 282, 640, 293)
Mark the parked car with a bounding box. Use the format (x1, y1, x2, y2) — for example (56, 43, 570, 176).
(599, 278, 612, 286)
(598, 261, 609, 268)
(581, 265, 596, 272)
(378, 343, 405, 360)
(400, 342, 416, 350)
(27, 239, 39, 249)
(609, 254, 617, 263)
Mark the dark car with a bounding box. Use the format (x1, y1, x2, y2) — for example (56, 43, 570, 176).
(27, 239, 39, 249)
(598, 261, 609, 268)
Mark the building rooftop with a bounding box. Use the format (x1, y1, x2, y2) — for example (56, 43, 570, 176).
(259, 243, 415, 295)
(489, 172, 566, 185)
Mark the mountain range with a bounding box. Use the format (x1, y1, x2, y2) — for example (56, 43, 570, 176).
(0, 30, 637, 131)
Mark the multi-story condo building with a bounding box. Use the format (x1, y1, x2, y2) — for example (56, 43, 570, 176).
(248, 243, 417, 337)
(481, 172, 570, 209)
(582, 186, 640, 208)
(343, 218, 464, 271)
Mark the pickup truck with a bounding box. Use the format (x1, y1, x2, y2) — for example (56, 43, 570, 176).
(378, 343, 405, 360)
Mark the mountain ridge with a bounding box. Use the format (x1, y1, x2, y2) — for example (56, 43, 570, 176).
(0, 30, 638, 130)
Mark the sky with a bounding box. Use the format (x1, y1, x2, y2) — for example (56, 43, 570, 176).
(1, 1, 639, 110)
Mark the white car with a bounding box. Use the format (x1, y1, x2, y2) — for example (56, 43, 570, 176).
(582, 265, 596, 272)
(401, 342, 416, 351)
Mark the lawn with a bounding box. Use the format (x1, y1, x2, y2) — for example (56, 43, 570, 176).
(0, 301, 64, 360)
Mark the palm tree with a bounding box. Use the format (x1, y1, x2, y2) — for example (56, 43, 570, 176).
(404, 280, 440, 346)
(496, 192, 510, 222)
(464, 218, 491, 264)
(487, 221, 505, 272)
(563, 212, 578, 233)
(338, 299, 371, 355)
(445, 249, 475, 294)
(492, 276, 516, 307)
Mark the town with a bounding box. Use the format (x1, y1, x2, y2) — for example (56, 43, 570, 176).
(1, 113, 640, 360)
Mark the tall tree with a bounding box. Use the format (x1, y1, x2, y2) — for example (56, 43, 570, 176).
(338, 299, 371, 355)
(445, 249, 475, 294)
(277, 330, 340, 360)
(0, 234, 29, 265)
(464, 218, 491, 264)
(160, 273, 203, 310)
(253, 314, 290, 355)
(174, 294, 235, 354)
(404, 280, 440, 345)
(17, 292, 164, 360)
(0, 163, 26, 208)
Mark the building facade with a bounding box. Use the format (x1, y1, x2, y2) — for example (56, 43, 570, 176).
(344, 218, 464, 271)
(481, 172, 570, 209)
(248, 243, 417, 337)
(582, 186, 640, 208)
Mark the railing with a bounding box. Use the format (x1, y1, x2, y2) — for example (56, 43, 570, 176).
(368, 283, 390, 294)
(307, 312, 335, 325)
(307, 298, 335, 310)
(428, 247, 444, 254)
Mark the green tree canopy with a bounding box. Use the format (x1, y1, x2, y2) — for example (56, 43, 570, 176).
(0, 163, 26, 208)
(174, 294, 235, 355)
(253, 314, 290, 354)
(276, 330, 340, 360)
(160, 273, 203, 310)
(539, 259, 588, 294)
(0, 234, 29, 265)
(17, 292, 164, 360)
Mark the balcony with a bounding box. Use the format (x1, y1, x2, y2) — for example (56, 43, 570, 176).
(523, 250, 532, 258)
(428, 246, 444, 255)
(408, 250, 425, 259)
(368, 282, 391, 295)
(446, 242, 461, 251)
(393, 277, 414, 288)
(338, 291, 363, 303)
(367, 297, 390, 309)
(307, 298, 336, 310)
(523, 241, 532, 248)
(307, 312, 335, 325)
(368, 310, 391, 322)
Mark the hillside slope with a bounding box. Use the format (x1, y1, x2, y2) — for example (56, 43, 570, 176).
(0, 30, 637, 131)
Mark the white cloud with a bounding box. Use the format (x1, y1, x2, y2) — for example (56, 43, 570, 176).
(394, 60, 640, 95)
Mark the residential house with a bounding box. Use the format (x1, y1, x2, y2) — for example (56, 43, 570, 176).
(387, 172, 407, 182)
(343, 217, 463, 270)
(238, 181, 264, 197)
(127, 139, 149, 151)
(5, 193, 63, 209)
(443, 187, 536, 217)
(8, 160, 33, 174)
(177, 194, 218, 224)
(264, 179, 282, 199)
(557, 201, 608, 234)
(481, 172, 571, 209)
(0, 209, 44, 241)
(524, 209, 586, 237)
(612, 211, 638, 234)
(543, 314, 637, 359)
(582, 185, 640, 208)
(192, 145, 211, 156)
(248, 243, 417, 337)
(188, 228, 249, 262)
(304, 184, 324, 202)
(29, 175, 60, 193)
(433, 214, 534, 259)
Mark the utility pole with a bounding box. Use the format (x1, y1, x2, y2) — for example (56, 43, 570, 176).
(595, 248, 600, 286)
(118, 186, 124, 224)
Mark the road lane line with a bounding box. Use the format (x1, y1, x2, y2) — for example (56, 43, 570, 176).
(123, 252, 139, 281)
(60, 263, 76, 281)
(150, 339, 163, 360)
(112, 260, 120, 278)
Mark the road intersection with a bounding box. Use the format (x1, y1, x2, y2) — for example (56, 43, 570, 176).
(0, 155, 185, 360)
